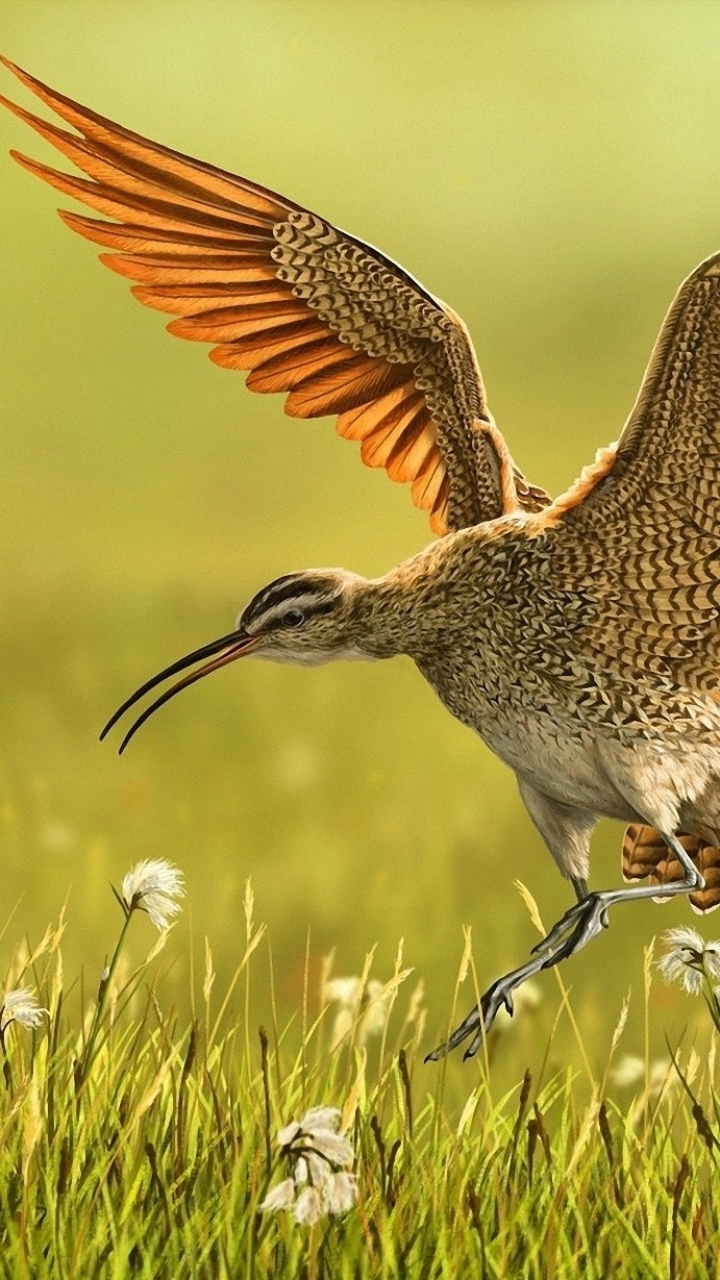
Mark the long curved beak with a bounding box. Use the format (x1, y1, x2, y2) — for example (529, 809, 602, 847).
(100, 628, 260, 754)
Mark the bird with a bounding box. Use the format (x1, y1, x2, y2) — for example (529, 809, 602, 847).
(4, 56, 720, 1062)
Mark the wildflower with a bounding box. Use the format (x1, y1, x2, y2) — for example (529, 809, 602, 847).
(121, 858, 184, 931)
(0, 987, 48, 1032)
(323, 975, 391, 1047)
(293, 1186, 324, 1225)
(260, 1105, 358, 1224)
(657, 926, 720, 995)
(610, 1053, 676, 1096)
(259, 1178, 295, 1211)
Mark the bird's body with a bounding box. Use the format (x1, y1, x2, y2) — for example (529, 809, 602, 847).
(350, 522, 720, 876)
(5, 57, 720, 1057)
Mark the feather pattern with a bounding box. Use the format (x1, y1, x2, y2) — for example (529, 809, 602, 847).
(622, 824, 720, 913)
(0, 57, 551, 535)
(537, 253, 720, 703)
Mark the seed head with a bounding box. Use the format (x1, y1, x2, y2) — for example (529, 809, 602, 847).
(0, 987, 48, 1032)
(323, 975, 391, 1047)
(121, 858, 185, 931)
(657, 927, 720, 995)
(260, 1104, 358, 1223)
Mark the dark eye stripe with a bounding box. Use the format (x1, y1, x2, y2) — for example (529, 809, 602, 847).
(265, 595, 337, 628)
(297, 598, 336, 620)
(241, 578, 340, 631)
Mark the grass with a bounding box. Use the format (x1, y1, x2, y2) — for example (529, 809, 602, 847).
(1, 876, 719, 1279)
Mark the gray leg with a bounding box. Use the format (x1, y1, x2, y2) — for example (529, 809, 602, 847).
(426, 834, 704, 1062)
(571, 876, 589, 902)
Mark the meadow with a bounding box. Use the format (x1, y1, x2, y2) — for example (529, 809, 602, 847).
(3, 2, 720, 1273)
(0, 880, 719, 1278)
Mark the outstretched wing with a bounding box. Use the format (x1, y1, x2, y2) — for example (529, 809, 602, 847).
(0, 58, 549, 536)
(542, 250, 720, 699)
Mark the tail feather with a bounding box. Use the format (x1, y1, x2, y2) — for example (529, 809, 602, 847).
(622, 824, 720, 914)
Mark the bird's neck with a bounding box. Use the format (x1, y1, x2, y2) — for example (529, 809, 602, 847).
(350, 532, 479, 661)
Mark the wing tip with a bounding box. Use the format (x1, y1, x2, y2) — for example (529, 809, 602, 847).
(0, 54, 25, 81)
(0, 56, 59, 112)
(7, 146, 48, 179)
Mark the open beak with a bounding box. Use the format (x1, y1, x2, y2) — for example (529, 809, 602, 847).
(100, 628, 260, 754)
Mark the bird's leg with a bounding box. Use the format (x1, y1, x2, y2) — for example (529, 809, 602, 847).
(571, 875, 589, 902)
(425, 910, 595, 1063)
(426, 833, 704, 1063)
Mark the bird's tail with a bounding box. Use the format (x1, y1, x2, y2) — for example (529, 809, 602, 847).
(622, 824, 720, 914)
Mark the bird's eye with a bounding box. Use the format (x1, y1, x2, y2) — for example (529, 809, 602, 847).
(283, 608, 305, 628)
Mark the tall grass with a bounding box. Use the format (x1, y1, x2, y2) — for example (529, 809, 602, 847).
(1, 877, 718, 1279)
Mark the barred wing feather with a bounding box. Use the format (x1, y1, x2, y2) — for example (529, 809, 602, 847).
(0, 58, 550, 536)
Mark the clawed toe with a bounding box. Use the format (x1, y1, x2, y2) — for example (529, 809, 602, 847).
(530, 904, 581, 955)
(426, 887, 623, 1062)
(425, 981, 513, 1062)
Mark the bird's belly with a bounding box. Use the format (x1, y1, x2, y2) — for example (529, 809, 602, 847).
(470, 697, 720, 830)
(419, 654, 720, 825)
(478, 715, 639, 820)
(420, 660, 634, 816)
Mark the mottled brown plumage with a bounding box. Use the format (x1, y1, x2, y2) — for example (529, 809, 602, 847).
(4, 58, 720, 1060)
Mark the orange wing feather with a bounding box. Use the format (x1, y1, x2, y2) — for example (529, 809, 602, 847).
(1, 57, 551, 534)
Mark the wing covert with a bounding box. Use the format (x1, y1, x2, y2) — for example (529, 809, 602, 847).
(536, 252, 720, 697)
(0, 58, 550, 535)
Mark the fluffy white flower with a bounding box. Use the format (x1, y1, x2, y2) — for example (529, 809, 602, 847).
(260, 1104, 358, 1223)
(657, 927, 720, 994)
(324, 977, 362, 1007)
(293, 1186, 323, 1225)
(610, 1054, 674, 1095)
(259, 1178, 295, 1212)
(277, 1120, 301, 1147)
(325, 1170, 358, 1214)
(0, 987, 48, 1031)
(304, 1127, 354, 1166)
(278, 1105, 353, 1165)
(299, 1105, 342, 1133)
(324, 975, 391, 1046)
(121, 858, 184, 931)
(609, 1053, 644, 1088)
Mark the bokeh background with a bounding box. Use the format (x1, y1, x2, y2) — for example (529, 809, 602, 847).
(2, 0, 720, 1090)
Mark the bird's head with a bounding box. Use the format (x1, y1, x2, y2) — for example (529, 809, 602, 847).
(237, 568, 369, 665)
(102, 568, 374, 752)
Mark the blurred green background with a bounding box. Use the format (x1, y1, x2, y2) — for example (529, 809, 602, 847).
(2, 0, 720, 1087)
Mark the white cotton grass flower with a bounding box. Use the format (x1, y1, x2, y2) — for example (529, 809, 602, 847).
(260, 1105, 358, 1225)
(610, 1053, 676, 1096)
(259, 1178, 295, 1212)
(323, 975, 391, 1048)
(121, 858, 185, 931)
(610, 1054, 680, 1127)
(0, 987, 48, 1032)
(657, 926, 720, 995)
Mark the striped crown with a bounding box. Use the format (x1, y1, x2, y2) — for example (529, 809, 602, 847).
(239, 572, 344, 633)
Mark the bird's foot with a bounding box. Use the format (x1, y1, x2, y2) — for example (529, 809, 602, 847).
(425, 895, 612, 1064)
(425, 979, 516, 1063)
(530, 892, 609, 958)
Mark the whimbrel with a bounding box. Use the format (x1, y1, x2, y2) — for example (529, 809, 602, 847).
(4, 58, 720, 1060)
